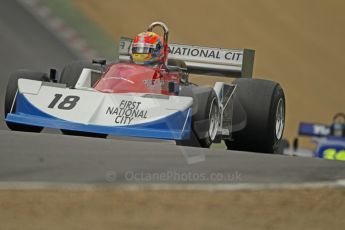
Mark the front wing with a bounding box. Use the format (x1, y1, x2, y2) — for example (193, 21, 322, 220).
(6, 79, 193, 140)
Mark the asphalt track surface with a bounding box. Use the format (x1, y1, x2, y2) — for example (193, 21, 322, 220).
(1, 130, 345, 185)
(0, 0, 344, 185)
(0, 0, 77, 130)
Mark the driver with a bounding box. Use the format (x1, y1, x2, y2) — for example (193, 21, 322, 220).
(330, 114, 345, 137)
(131, 31, 165, 66)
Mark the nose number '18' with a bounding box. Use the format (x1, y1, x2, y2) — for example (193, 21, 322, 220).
(48, 94, 80, 110)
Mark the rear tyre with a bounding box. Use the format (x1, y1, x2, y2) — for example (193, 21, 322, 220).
(176, 88, 220, 148)
(276, 139, 290, 154)
(225, 78, 285, 153)
(4, 70, 49, 132)
(59, 61, 107, 138)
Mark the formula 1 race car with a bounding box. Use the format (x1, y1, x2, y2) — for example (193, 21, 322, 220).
(4, 22, 285, 153)
(284, 113, 345, 161)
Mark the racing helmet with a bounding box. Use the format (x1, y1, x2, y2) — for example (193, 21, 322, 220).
(330, 113, 345, 137)
(131, 31, 165, 65)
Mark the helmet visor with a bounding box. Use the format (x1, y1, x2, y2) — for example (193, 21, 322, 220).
(132, 43, 155, 54)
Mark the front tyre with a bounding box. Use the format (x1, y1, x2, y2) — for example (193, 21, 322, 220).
(59, 61, 102, 88)
(4, 70, 49, 132)
(202, 95, 220, 147)
(177, 88, 220, 148)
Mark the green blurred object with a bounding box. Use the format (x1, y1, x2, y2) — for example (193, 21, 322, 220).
(42, 0, 116, 61)
(211, 141, 227, 150)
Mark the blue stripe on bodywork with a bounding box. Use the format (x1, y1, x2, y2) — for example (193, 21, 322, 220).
(6, 93, 192, 140)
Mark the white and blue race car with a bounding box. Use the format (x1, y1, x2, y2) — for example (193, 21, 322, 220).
(4, 22, 286, 153)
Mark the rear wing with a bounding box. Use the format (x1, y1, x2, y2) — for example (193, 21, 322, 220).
(119, 37, 255, 78)
(299, 122, 331, 137)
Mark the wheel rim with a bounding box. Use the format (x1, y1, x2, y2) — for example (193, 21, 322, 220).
(275, 98, 285, 140)
(209, 98, 220, 141)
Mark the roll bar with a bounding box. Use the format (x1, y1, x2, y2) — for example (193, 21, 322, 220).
(147, 21, 169, 44)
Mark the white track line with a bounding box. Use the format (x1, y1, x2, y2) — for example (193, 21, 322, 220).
(0, 180, 344, 191)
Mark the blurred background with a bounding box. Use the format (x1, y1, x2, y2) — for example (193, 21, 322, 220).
(1, 0, 345, 144)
